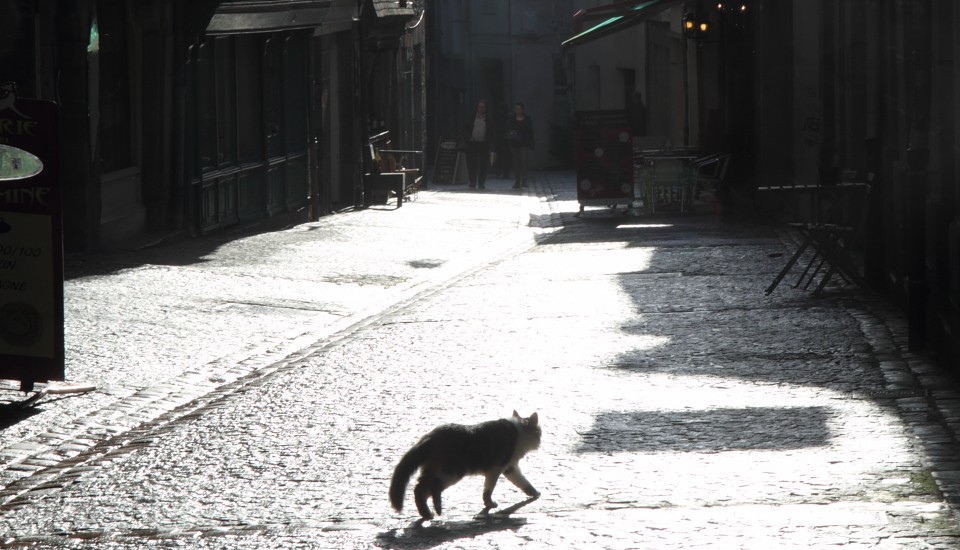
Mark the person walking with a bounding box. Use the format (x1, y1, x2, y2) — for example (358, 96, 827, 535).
(506, 102, 534, 189)
(462, 100, 496, 189)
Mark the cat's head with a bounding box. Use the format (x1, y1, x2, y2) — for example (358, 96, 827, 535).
(513, 410, 541, 448)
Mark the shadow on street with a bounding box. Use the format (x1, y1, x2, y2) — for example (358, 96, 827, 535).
(374, 497, 537, 549)
(576, 407, 832, 454)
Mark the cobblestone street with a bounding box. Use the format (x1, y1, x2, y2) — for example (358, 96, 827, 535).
(2, 173, 960, 548)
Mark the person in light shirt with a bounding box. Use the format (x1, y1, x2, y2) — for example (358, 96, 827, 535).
(461, 100, 497, 189)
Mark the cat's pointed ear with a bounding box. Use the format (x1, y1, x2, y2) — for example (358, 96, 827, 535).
(513, 410, 520, 419)
(529, 412, 538, 426)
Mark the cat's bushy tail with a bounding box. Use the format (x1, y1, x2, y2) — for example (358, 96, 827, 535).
(390, 436, 434, 512)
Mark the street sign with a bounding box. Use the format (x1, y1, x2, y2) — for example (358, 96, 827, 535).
(0, 86, 64, 390)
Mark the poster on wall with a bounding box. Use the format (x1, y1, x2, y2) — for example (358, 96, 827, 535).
(574, 110, 634, 208)
(0, 82, 64, 390)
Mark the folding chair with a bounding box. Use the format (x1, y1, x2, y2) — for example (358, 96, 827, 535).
(693, 153, 732, 198)
(765, 171, 874, 295)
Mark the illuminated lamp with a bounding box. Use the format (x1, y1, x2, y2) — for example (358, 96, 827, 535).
(682, 12, 697, 37)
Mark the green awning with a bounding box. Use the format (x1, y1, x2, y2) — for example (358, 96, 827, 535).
(207, 1, 357, 34)
(563, 0, 683, 49)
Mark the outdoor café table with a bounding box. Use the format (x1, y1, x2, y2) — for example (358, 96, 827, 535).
(758, 175, 872, 295)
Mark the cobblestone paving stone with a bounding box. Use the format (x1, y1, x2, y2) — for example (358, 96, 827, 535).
(1, 173, 960, 548)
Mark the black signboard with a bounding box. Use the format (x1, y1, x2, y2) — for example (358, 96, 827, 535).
(432, 140, 461, 185)
(0, 88, 64, 390)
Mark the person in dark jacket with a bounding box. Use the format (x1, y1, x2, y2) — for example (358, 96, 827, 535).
(462, 100, 497, 189)
(505, 102, 534, 188)
(493, 102, 513, 178)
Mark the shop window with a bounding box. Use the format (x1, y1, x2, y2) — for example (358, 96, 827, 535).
(214, 37, 238, 165)
(236, 35, 264, 162)
(283, 34, 307, 155)
(197, 42, 217, 170)
(554, 54, 568, 89)
(263, 36, 283, 159)
(520, 9, 539, 35)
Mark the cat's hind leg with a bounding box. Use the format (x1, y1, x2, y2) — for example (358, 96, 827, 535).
(430, 473, 460, 517)
(413, 477, 434, 519)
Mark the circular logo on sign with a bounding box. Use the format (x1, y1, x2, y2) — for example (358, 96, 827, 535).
(0, 302, 44, 347)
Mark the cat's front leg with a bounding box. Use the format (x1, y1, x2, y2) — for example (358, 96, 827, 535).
(504, 466, 540, 498)
(482, 472, 500, 509)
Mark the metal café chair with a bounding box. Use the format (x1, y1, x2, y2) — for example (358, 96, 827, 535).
(764, 170, 874, 295)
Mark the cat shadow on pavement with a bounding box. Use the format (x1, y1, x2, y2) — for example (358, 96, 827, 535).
(375, 496, 539, 549)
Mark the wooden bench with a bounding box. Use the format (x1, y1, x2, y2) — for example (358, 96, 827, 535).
(364, 131, 424, 207)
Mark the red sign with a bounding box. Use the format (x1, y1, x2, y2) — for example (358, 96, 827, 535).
(575, 110, 634, 206)
(0, 84, 64, 389)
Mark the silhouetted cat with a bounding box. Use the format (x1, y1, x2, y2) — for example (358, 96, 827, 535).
(389, 411, 541, 519)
